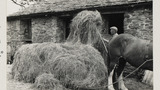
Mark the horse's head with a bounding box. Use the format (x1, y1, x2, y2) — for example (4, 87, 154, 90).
(67, 10, 103, 45)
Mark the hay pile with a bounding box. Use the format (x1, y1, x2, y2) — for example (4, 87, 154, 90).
(34, 73, 60, 90)
(67, 10, 103, 45)
(11, 10, 108, 90)
(11, 43, 108, 89)
(66, 10, 109, 67)
(34, 73, 70, 90)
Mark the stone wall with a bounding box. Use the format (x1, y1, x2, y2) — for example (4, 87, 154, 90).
(124, 7, 152, 40)
(7, 20, 20, 42)
(123, 7, 152, 79)
(32, 16, 65, 43)
(7, 20, 25, 63)
(7, 16, 66, 63)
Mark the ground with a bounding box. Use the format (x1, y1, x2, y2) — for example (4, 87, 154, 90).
(7, 65, 153, 90)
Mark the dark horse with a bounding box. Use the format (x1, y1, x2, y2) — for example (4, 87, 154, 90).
(107, 34, 153, 90)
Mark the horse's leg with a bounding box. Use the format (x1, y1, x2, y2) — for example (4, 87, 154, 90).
(113, 57, 128, 90)
(118, 72, 128, 90)
(108, 51, 120, 90)
(108, 65, 116, 90)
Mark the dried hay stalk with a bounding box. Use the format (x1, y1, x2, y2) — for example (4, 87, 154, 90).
(12, 43, 108, 89)
(67, 10, 103, 45)
(34, 73, 70, 90)
(66, 10, 109, 69)
(12, 10, 108, 89)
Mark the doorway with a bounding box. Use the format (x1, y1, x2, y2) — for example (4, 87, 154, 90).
(62, 16, 73, 39)
(20, 19, 32, 43)
(102, 13, 124, 35)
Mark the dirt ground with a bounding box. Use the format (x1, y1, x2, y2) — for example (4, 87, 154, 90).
(7, 65, 153, 90)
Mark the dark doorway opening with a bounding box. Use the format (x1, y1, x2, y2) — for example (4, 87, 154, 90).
(20, 19, 32, 43)
(63, 16, 73, 39)
(108, 13, 124, 34)
(102, 13, 124, 35)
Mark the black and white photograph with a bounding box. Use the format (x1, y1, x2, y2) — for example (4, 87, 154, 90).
(0, 0, 159, 90)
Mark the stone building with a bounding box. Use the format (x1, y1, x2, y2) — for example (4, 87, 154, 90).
(7, 0, 152, 63)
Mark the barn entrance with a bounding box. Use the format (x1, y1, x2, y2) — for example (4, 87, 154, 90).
(62, 13, 124, 40)
(20, 19, 32, 43)
(62, 16, 73, 39)
(102, 13, 124, 35)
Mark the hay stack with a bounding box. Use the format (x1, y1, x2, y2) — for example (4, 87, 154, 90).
(34, 73, 70, 90)
(67, 10, 109, 68)
(67, 10, 103, 45)
(12, 43, 108, 89)
(12, 10, 108, 89)
(35, 73, 59, 90)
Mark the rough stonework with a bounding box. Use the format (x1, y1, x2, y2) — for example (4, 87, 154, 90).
(8, 0, 152, 17)
(124, 8, 152, 40)
(7, 20, 25, 63)
(32, 16, 65, 43)
(122, 7, 152, 80)
(7, 16, 66, 63)
(7, 20, 20, 42)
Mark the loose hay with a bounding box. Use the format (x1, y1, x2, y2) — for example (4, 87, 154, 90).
(12, 10, 108, 90)
(12, 43, 108, 89)
(67, 10, 103, 45)
(66, 10, 109, 71)
(34, 73, 67, 90)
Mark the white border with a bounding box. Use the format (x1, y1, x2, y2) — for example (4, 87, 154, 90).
(1, 0, 159, 90)
(0, 0, 7, 90)
(153, 0, 160, 90)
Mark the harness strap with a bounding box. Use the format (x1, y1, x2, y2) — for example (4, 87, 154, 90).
(97, 30, 108, 53)
(103, 38, 109, 43)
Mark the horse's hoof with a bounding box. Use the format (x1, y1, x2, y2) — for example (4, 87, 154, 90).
(119, 87, 128, 90)
(108, 87, 115, 90)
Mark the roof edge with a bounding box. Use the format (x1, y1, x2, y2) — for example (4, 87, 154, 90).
(7, 1, 152, 20)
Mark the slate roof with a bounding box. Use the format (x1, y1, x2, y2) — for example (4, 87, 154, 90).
(8, 0, 152, 18)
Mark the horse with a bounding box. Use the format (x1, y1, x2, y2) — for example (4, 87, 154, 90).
(107, 34, 153, 90)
